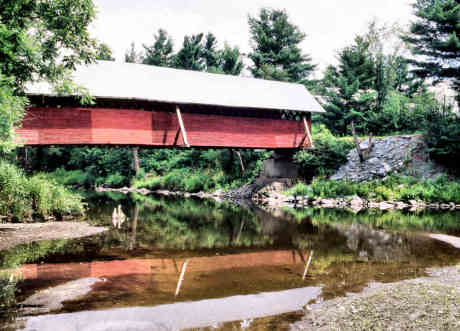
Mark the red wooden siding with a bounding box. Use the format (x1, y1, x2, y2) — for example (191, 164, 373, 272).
(17, 107, 312, 149)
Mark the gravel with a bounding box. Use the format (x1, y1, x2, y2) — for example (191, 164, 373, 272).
(0, 222, 108, 251)
(291, 266, 460, 330)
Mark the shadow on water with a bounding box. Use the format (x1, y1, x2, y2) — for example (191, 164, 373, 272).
(1, 192, 460, 330)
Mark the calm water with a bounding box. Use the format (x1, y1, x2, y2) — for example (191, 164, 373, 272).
(1, 192, 460, 330)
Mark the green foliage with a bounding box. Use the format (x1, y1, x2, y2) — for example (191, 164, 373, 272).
(285, 182, 312, 197)
(294, 125, 353, 179)
(132, 148, 270, 192)
(124, 42, 142, 63)
(142, 29, 174, 67)
(0, 74, 27, 153)
(320, 21, 430, 136)
(307, 175, 460, 203)
(0, 0, 97, 149)
(0, 161, 85, 220)
(403, 0, 460, 105)
(248, 8, 316, 83)
(0, 274, 17, 311)
(0, 0, 97, 88)
(424, 107, 460, 174)
(96, 43, 115, 61)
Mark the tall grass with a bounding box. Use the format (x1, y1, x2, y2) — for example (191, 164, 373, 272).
(0, 161, 85, 221)
(285, 175, 460, 203)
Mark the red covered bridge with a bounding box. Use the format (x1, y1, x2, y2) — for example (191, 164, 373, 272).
(18, 61, 325, 149)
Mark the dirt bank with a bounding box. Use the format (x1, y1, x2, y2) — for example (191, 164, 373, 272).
(0, 222, 108, 251)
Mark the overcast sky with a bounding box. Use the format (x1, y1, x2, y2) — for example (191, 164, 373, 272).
(90, 0, 415, 76)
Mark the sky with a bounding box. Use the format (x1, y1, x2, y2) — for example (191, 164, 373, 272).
(90, 0, 415, 76)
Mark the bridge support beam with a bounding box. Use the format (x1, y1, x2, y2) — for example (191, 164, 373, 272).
(176, 106, 190, 147)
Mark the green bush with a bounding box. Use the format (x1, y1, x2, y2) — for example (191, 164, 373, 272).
(0, 161, 85, 220)
(306, 175, 460, 203)
(294, 125, 353, 179)
(285, 182, 312, 197)
(424, 107, 460, 175)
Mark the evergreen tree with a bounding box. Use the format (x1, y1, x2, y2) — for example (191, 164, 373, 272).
(142, 29, 174, 67)
(96, 43, 115, 61)
(172, 33, 206, 71)
(215, 44, 244, 76)
(172, 33, 244, 75)
(321, 37, 376, 135)
(247, 8, 316, 83)
(403, 0, 460, 104)
(124, 42, 142, 63)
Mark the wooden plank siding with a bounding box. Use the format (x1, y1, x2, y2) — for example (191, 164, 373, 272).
(17, 107, 312, 149)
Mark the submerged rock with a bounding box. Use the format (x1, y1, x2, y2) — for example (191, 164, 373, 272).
(21, 277, 102, 314)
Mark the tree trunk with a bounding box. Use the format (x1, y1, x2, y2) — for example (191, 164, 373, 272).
(132, 147, 140, 174)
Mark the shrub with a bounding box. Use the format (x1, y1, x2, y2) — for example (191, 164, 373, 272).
(306, 175, 460, 203)
(424, 107, 460, 175)
(294, 125, 353, 179)
(0, 161, 85, 220)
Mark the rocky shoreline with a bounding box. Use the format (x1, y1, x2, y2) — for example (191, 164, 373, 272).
(96, 185, 460, 212)
(253, 192, 460, 212)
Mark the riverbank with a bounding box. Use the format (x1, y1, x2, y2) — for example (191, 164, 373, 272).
(0, 222, 108, 251)
(292, 234, 460, 330)
(291, 265, 460, 330)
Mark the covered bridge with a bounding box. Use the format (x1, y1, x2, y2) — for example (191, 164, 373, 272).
(18, 61, 325, 149)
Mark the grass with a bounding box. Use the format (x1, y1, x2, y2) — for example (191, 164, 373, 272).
(284, 175, 460, 203)
(0, 161, 85, 221)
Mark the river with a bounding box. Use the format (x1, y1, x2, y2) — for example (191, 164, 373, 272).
(1, 192, 460, 330)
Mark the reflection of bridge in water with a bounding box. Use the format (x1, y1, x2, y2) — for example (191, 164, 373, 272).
(15, 250, 311, 281)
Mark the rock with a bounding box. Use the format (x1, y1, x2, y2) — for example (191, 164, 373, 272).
(395, 202, 409, 210)
(368, 202, 380, 209)
(331, 135, 441, 182)
(320, 199, 336, 208)
(379, 202, 394, 210)
(21, 277, 102, 314)
(409, 200, 418, 206)
(428, 203, 440, 209)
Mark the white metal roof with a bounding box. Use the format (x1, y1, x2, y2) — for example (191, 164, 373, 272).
(26, 61, 325, 113)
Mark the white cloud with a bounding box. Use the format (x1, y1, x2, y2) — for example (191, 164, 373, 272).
(91, 0, 415, 75)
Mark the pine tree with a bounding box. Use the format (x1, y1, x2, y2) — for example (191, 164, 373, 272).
(215, 44, 244, 76)
(172, 33, 206, 71)
(124, 42, 142, 63)
(96, 43, 115, 61)
(172, 33, 244, 75)
(247, 8, 316, 83)
(142, 29, 174, 67)
(321, 37, 376, 135)
(403, 0, 459, 104)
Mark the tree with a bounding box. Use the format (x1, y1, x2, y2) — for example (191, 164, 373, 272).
(172, 32, 244, 75)
(0, 0, 97, 152)
(247, 8, 316, 83)
(172, 33, 206, 71)
(124, 42, 142, 63)
(142, 29, 174, 67)
(214, 44, 244, 76)
(96, 43, 115, 61)
(0, 0, 97, 89)
(403, 0, 460, 104)
(321, 37, 376, 135)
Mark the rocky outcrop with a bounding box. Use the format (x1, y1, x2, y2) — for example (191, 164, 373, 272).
(331, 135, 443, 182)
